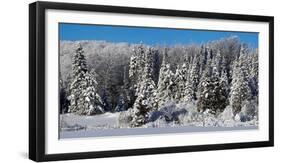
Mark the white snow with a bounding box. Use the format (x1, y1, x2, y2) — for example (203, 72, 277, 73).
(60, 103, 258, 139)
(60, 112, 120, 132)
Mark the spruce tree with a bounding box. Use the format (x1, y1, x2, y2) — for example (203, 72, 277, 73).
(197, 51, 213, 97)
(69, 44, 104, 115)
(189, 54, 201, 100)
(59, 79, 69, 114)
(156, 57, 175, 108)
(229, 47, 251, 115)
(128, 43, 146, 106)
(174, 63, 189, 102)
(249, 51, 258, 98)
(131, 47, 157, 127)
(197, 64, 229, 115)
(182, 75, 195, 103)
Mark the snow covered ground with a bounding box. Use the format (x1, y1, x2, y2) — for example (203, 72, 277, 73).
(60, 112, 120, 132)
(59, 104, 258, 139)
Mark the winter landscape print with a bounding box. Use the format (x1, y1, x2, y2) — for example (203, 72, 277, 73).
(59, 23, 259, 139)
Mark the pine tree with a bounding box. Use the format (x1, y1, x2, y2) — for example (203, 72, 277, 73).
(69, 44, 104, 115)
(115, 66, 130, 112)
(131, 47, 157, 127)
(59, 79, 69, 114)
(249, 51, 258, 98)
(230, 47, 251, 115)
(182, 75, 195, 103)
(198, 45, 208, 75)
(214, 49, 223, 76)
(128, 43, 147, 107)
(197, 50, 213, 97)
(156, 54, 175, 108)
(114, 94, 126, 112)
(197, 62, 229, 115)
(100, 89, 111, 112)
(221, 69, 230, 95)
(189, 54, 201, 100)
(174, 63, 189, 102)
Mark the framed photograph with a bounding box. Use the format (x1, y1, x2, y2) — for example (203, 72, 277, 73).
(29, 1, 274, 162)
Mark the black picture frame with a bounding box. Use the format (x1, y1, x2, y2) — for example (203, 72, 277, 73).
(29, 1, 274, 162)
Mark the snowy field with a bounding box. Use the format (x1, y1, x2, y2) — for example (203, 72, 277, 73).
(59, 104, 258, 139)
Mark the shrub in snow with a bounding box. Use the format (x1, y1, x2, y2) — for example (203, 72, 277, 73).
(203, 112, 219, 127)
(145, 117, 169, 128)
(236, 100, 258, 122)
(60, 115, 86, 131)
(148, 102, 187, 123)
(218, 105, 234, 121)
(177, 103, 199, 125)
(118, 108, 134, 128)
(217, 106, 236, 127)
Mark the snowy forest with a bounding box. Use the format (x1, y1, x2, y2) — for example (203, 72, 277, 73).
(59, 36, 259, 137)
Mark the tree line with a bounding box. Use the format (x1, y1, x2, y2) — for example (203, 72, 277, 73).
(60, 36, 258, 127)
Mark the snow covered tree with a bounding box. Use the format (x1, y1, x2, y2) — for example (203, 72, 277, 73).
(189, 53, 201, 100)
(230, 47, 251, 115)
(115, 66, 130, 112)
(100, 89, 111, 112)
(156, 50, 176, 108)
(174, 63, 189, 102)
(182, 75, 195, 103)
(128, 43, 147, 107)
(59, 79, 69, 114)
(214, 49, 224, 76)
(197, 50, 213, 97)
(197, 64, 229, 115)
(249, 51, 259, 98)
(59, 37, 259, 128)
(69, 44, 104, 115)
(221, 69, 230, 95)
(114, 94, 127, 112)
(131, 47, 157, 127)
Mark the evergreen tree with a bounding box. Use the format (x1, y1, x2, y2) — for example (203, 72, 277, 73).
(189, 54, 201, 100)
(182, 75, 195, 103)
(131, 47, 157, 127)
(115, 66, 130, 112)
(156, 56, 175, 108)
(221, 69, 230, 95)
(59, 79, 69, 114)
(198, 45, 208, 75)
(197, 50, 213, 97)
(230, 47, 251, 115)
(214, 49, 223, 76)
(114, 94, 126, 112)
(174, 63, 189, 102)
(69, 44, 104, 115)
(249, 51, 259, 98)
(100, 89, 111, 112)
(128, 43, 146, 107)
(197, 64, 229, 115)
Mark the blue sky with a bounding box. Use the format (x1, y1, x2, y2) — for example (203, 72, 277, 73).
(59, 23, 258, 48)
